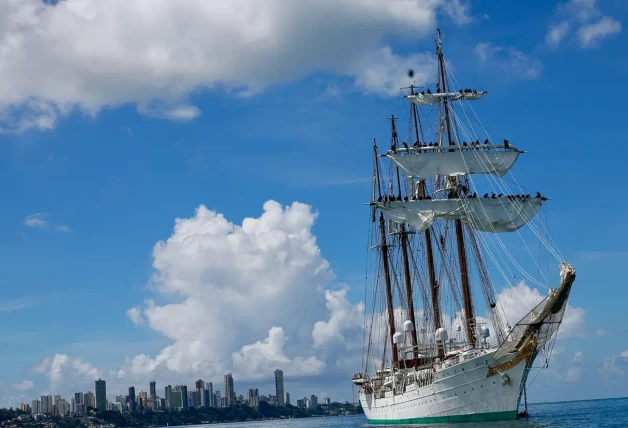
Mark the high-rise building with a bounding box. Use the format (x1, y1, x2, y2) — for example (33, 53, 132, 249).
(181, 385, 188, 408)
(31, 399, 40, 415)
(150, 380, 157, 401)
(224, 373, 235, 407)
(310, 395, 318, 408)
(41, 395, 51, 414)
(84, 391, 95, 409)
(285, 392, 291, 405)
(165, 385, 172, 409)
(274, 369, 285, 405)
(129, 386, 136, 412)
(205, 382, 213, 407)
(247, 388, 259, 407)
(95, 379, 107, 412)
(188, 391, 199, 408)
(74, 392, 85, 414)
(323, 397, 331, 405)
(195, 379, 204, 406)
(170, 390, 183, 409)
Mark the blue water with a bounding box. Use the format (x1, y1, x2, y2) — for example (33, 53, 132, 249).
(166, 397, 628, 428)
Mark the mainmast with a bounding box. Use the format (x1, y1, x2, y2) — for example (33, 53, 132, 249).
(435, 28, 476, 346)
(388, 116, 419, 359)
(407, 88, 442, 344)
(374, 142, 399, 367)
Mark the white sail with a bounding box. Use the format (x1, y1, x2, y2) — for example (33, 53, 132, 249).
(406, 91, 488, 106)
(387, 147, 520, 179)
(378, 197, 543, 233)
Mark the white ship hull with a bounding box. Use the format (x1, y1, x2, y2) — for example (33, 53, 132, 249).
(360, 348, 530, 424)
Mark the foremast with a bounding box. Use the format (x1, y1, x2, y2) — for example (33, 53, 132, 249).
(388, 116, 420, 359)
(373, 142, 399, 367)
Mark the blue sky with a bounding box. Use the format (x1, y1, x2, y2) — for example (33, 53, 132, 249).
(0, 0, 627, 408)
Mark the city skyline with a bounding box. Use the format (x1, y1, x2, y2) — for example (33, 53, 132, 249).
(1, 0, 627, 410)
(18, 368, 334, 417)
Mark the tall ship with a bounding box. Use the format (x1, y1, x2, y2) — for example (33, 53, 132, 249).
(352, 29, 576, 424)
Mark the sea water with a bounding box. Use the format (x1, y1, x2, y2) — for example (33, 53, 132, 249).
(166, 397, 628, 428)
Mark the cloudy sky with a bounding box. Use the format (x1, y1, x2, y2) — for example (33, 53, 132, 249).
(1, 0, 627, 408)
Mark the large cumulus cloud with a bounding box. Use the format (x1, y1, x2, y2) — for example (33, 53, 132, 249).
(0, 0, 470, 131)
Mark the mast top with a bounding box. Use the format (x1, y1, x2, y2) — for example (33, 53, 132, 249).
(436, 28, 443, 54)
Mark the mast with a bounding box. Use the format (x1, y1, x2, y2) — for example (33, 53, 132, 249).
(374, 142, 399, 367)
(408, 87, 442, 344)
(388, 116, 419, 358)
(436, 28, 476, 346)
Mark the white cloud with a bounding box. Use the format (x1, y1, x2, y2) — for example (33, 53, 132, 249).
(600, 354, 627, 380)
(123, 201, 337, 381)
(506, 49, 543, 80)
(546, 0, 621, 48)
(0, 0, 469, 132)
(578, 17, 621, 48)
(571, 351, 583, 362)
(32, 354, 102, 394)
(232, 327, 326, 380)
(0, 295, 38, 313)
(126, 306, 144, 326)
(474, 42, 502, 62)
(496, 281, 585, 339)
(596, 328, 609, 336)
(560, 0, 601, 23)
(621, 350, 628, 358)
(11, 380, 34, 392)
(546, 21, 571, 48)
(312, 287, 364, 348)
(55, 224, 71, 233)
(473, 43, 541, 80)
(137, 104, 201, 121)
(565, 365, 582, 382)
(24, 213, 47, 228)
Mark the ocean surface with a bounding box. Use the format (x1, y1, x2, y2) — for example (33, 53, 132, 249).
(164, 397, 628, 428)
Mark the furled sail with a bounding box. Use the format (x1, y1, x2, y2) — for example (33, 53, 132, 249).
(406, 91, 488, 106)
(378, 197, 543, 233)
(387, 147, 520, 179)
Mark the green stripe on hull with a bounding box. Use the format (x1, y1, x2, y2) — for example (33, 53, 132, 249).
(368, 410, 517, 424)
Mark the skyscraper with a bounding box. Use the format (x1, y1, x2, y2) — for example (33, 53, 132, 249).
(181, 385, 188, 408)
(170, 390, 183, 409)
(205, 382, 213, 407)
(310, 395, 318, 408)
(129, 386, 136, 412)
(285, 392, 291, 405)
(84, 391, 95, 409)
(95, 379, 107, 412)
(274, 369, 285, 405)
(224, 373, 235, 407)
(150, 380, 156, 401)
(164, 385, 172, 409)
(195, 379, 204, 406)
(188, 390, 199, 408)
